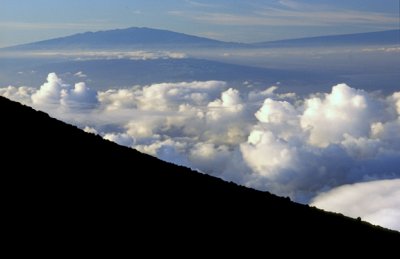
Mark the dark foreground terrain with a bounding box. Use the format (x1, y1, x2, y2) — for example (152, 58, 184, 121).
(1, 96, 399, 252)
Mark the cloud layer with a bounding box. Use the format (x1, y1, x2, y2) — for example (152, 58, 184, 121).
(1, 73, 399, 229)
(2, 50, 187, 60)
(311, 179, 400, 231)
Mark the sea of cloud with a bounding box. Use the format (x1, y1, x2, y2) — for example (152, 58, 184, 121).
(311, 179, 400, 231)
(1, 73, 399, 230)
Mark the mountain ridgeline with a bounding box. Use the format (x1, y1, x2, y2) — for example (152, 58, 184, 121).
(3, 27, 399, 50)
(5, 27, 241, 50)
(254, 29, 400, 47)
(1, 96, 399, 249)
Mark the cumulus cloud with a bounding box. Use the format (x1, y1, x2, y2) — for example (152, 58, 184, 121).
(61, 82, 98, 109)
(0, 85, 35, 104)
(300, 84, 380, 147)
(239, 83, 400, 201)
(31, 73, 66, 106)
(311, 179, 400, 231)
(1, 73, 400, 230)
(14, 73, 99, 110)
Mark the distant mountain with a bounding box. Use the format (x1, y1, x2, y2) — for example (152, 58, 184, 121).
(254, 30, 400, 47)
(3, 28, 398, 51)
(1, 95, 399, 249)
(4, 27, 242, 50)
(0, 57, 337, 94)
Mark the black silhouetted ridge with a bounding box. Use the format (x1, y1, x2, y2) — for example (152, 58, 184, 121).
(1, 96, 399, 249)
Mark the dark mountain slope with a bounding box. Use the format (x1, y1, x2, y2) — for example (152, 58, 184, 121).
(1, 96, 399, 251)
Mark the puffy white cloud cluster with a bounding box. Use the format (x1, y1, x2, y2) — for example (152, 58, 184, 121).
(0, 85, 35, 104)
(2, 73, 98, 110)
(240, 83, 400, 200)
(1, 73, 400, 229)
(311, 179, 400, 231)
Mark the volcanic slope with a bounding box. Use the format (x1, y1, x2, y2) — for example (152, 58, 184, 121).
(1, 96, 399, 249)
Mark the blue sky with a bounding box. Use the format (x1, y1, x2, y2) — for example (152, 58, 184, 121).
(0, 0, 398, 47)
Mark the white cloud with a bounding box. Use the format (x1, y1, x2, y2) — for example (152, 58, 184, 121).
(300, 84, 378, 147)
(83, 126, 98, 134)
(104, 132, 135, 147)
(362, 47, 400, 53)
(241, 130, 298, 178)
(31, 72, 66, 106)
(1, 73, 400, 230)
(239, 84, 400, 201)
(74, 71, 87, 78)
(137, 81, 226, 111)
(311, 179, 400, 231)
(207, 88, 244, 120)
(29, 73, 98, 110)
(189, 142, 232, 175)
(135, 139, 191, 168)
(61, 82, 98, 109)
(3, 50, 187, 60)
(0, 85, 35, 104)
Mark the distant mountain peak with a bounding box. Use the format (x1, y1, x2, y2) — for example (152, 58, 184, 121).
(5, 27, 238, 50)
(255, 29, 400, 47)
(2, 28, 398, 51)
